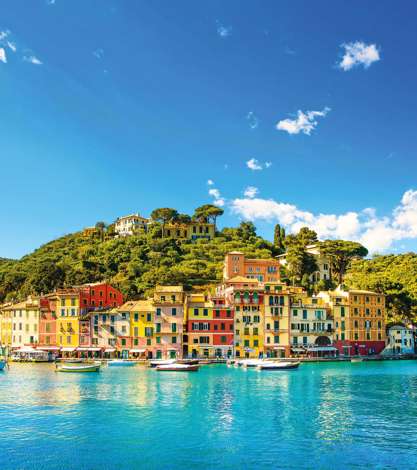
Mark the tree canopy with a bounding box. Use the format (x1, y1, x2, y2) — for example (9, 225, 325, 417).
(320, 240, 368, 285)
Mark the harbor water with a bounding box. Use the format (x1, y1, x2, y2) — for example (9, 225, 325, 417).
(1, 361, 417, 469)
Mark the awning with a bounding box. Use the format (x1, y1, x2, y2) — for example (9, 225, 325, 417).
(307, 346, 337, 352)
(273, 346, 286, 350)
(104, 348, 116, 352)
(61, 347, 76, 352)
(16, 346, 38, 353)
(291, 347, 306, 352)
(37, 346, 60, 351)
(77, 347, 101, 352)
(130, 349, 146, 353)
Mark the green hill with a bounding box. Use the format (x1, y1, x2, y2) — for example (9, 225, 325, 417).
(0, 222, 276, 302)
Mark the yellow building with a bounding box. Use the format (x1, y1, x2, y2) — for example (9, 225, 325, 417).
(0, 297, 41, 349)
(289, 294, 334, 355)
(318, 288, 386, 356)
(127, 300, 155, 355)
(0, 302, 13, 347)
(164, 222, 215, 241)
(184, 292, 215, 358)
(263, 283, 294, 358)
(55, 289, 80, 353)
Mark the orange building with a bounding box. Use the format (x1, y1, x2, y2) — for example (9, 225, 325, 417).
(223, 252, 280, 283)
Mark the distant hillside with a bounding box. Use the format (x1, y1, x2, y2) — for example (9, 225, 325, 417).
(0, 222, 276, 302)
(345, 253, 417, 322)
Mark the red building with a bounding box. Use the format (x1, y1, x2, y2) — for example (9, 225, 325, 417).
(38, 296, 58, 353)
(78, 282, 123, 313)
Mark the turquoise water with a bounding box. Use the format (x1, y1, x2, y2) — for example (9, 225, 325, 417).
(1, 362, 417, 469)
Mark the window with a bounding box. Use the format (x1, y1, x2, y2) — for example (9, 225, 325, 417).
(274, 336, 279, 344)
(303, 310, 307, 320)
(66, 336, 71, 344)
(172, 336, 177, 344)
(203, 309, 208, 316)
(156, 308, 161, 316)
(121, 339, 126, 346)
(122, 326, 127, 333)
(341, 307, 345, 317)
(147, 313, 152, 321)
(156, 323, 161, 333)
(215, 310, 220, 318)
(254, 339, 259, 347)
(171, 308, 176, 316)
(145, 327, 153, 337)
(194, 308, 199, 316)
(134, 313, 139, 321)
(244, 340, 250, 347)
(71, 298, 76, 306)
(172, 323, 177, 333)
(134, 327, 139, 337)
(293, 309, 298, 316)
(156, 336, 161, 344)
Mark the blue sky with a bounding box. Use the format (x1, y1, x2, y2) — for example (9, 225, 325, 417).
(1, 0, 417, 258)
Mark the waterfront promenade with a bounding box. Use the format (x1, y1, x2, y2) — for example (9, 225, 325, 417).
(1, 361, 417, 469)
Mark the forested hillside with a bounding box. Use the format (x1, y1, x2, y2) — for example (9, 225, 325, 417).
(0, 222, 275, 302)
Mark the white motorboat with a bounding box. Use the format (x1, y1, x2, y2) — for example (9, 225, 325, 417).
(257, 361, 300, 370)
(156, 363, 199, 372)
(149, 359, 176, 368)
(56, 362, 101, 373)
(240, 359, 266, 368)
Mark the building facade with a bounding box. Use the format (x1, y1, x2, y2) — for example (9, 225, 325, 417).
(223, 252, 280, 283)
(115, 213, 149, 237)
(383, 325, 415, 355)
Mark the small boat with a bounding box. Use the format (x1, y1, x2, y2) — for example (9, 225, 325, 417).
(240, 359, 266, 368)
(0, 359, 7, 371)
(177, 359, 199, 365)
(56, 362, 101, 373)
(156, 363, 199, 372)
(108, 360, 136, 367)
(149, 359, 176, 368)
(351, 357, 364, 363)
(257, 361, 300, 370)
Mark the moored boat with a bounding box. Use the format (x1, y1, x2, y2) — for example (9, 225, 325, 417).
(149, 359, 176, 368)
(156, 363, 199, 372)
(257, 361, 300, 370)
(0, 359, 6, 371)
(56, 362, 101, 373)
(351, 357, 364, 363)
(240, 359, 266, 368)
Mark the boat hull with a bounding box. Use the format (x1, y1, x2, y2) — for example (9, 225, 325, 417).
(156, 365, 199, 372)
(56, 364, 100, 373)
(257, 362, 300, 370)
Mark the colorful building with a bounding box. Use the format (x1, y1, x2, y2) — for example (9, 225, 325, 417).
(220, 276, 265, 358)
(38, 296, 59, 354)
(115, 213, 149, 237)
(263, 283, 294, 358)
(319, 288, 386, 356)
(0, 302, 13, 348)
(184, 293, 214, 358)
(153, 286, 185, 359)
(164, 222, 216, 241)
(383, 325, 415, 355)
(223, 252, 280, 283)
(289, 294, 335, 357)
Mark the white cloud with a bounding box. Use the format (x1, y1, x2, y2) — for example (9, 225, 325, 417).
(7, 41, 16, 52)
(0, 48, 6, 64)
(246, 111, 259, 129)
(23, 55, 42, 65)
(276, 107, 331, 135)
(247, 158, 262, 171)
(47, 0, 56, 4)
(246, 158, 272, 171)
(93, 48, 104, 59)
(339, 41, 380, 71)
(230, 189, 417, 254)
(207, 179, 214, 186)
(216, 21, 232, 38)
(208, 187, 225, 207)
(0, 30, 10, 41)
(244, 186, 258, 198)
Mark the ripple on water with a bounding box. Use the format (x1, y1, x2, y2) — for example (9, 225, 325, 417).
(1, 362, 417, 469)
